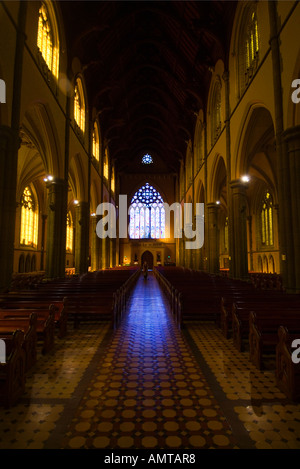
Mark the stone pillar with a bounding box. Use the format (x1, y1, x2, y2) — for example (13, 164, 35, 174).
(101, 236, 110, 270)
(90, 214, 101, 271)
(223, 71, 233, 277)
(247, 215, 253, 272)
(40, 214, 47, 271)
(206, 203, 220, 274)
(75, 201, 89, 275)
(45, 179, 68, 279)
(230, 180, 249, 280)
(282, 126, 300, 292)
(0, 127, 18, 291)
(0, 2, 27, 292)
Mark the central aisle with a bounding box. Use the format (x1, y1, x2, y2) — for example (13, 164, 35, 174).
(62, 272, 240, 449)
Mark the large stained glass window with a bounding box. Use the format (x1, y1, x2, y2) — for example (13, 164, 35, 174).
(20, 186, 38, 247)
(129, 183, 165, 239)
(66, 212, 73, 252)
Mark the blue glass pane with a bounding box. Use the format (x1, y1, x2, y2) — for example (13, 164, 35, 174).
(129, 183, 165, 239)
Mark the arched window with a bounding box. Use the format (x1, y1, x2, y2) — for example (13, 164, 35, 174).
(129, 183, 165, 239)
(245, 10, 259, 79)
(20, 186, 38, 247)
(66, 212, 73, 252)
(92, 121, 100, 161)
(111, 166, 115, 193)
(239, 4, 259, 93)
(261, 191, 273, 246)
(211, 79, 222, 145)
(195, 120, 204, 171)
(224, 216, 229, 252)
(103, 149, 109, 180)
(74, 78, 85, 133)
(37, 2, 59, 78)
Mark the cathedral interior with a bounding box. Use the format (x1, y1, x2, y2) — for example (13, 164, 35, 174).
(0, 0, 300, 452)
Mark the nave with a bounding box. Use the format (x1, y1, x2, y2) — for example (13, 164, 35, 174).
(0, 273, 300, 450)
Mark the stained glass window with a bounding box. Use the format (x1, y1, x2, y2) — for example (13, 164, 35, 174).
(20, 186, 38, 247)
(129, 183, 165, 239)
(241, 6, 259, 91)
(111, 166, 115, 193)
(74, 78, 85, 133)
(246, 12, 259, 71)
(261, 191, 273, 246)
(66, 212, 73, 252)
(211, 80, 222, 144)
(37, 2, 59, 78)
(142, 154, 153, 164)
(92, 122, 100, 161)
(224, 217, 229, 252)
(103, 149, 109, 180)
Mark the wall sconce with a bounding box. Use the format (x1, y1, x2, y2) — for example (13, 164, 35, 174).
(241, 175, 250, 183)
(74, 200, 79, 205)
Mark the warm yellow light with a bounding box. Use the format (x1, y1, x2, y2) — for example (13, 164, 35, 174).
(20, 187, 38, 247)
(37, 3, 59, 79)
(66, 212, 73, 252)
(74, 79, 85, 133)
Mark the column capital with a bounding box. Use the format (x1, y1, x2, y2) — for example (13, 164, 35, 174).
(206, 202, 221, 211)
(230, 179, 249, 193)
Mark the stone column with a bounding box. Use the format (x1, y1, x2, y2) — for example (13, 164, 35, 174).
(90, 214, 101, 271)
(0, 127, 18, 291)
(247, 215, 253, 272)
(45, 179, 68, 279)
(101, 236, 110, 270)
(282, 126, 300, 292)
(40, 214, 47, 271)
(0, 2, 27, 292)
(223, 71, 233, 277)
(230, 180, 249, 280)
(75, 201, 89, 275)
(206, 203, 220, 274)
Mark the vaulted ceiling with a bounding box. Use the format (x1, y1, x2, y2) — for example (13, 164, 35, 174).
(59, 1, 237, 174)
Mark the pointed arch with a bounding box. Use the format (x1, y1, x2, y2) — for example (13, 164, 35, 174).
(37, 0, 60, 79)
(74, 76, 86, 133)
(129, 183, 165, 239)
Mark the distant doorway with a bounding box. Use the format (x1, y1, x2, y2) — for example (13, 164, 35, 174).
(141, 251, 153, 269)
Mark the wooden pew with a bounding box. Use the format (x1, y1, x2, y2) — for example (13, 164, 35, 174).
(0, 305, 55, 355)
(276, 326, 300, 401)
(249, 310, 300, 370)
(231, 297, 300, 352)
(0, 313, 37, 371)
(0, 330, 26, 407)
(0, 298, 68, 339)
(1, 267, 140, 330)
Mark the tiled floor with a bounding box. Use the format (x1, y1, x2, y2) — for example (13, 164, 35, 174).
(0, 272, 299, 449)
